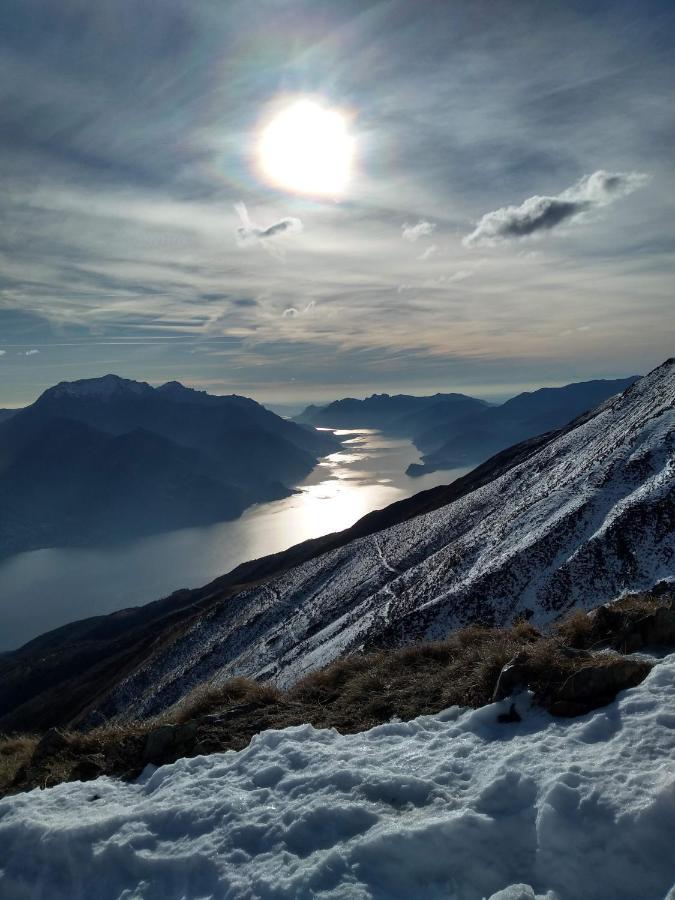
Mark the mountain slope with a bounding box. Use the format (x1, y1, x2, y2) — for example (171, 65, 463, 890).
(0, 419, 252, 555)
(0, 361, 671, 730)
(411, 376, 638, 471)
(0, 375, 338, 556)
(96, 359, 674, 719)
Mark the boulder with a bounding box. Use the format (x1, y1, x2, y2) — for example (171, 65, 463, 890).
(70, 754, 106, 782)
(589, 596, 675, 653)
(549, 656, 652, 717)
(143, 721, 198, 763)
(32, 728, 73, 761)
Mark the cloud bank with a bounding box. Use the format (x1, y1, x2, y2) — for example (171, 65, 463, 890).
(463, 170, 649, 247)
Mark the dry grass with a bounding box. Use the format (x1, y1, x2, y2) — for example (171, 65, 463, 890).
(555, 591, 670, 650)
(555, 608, 595, 648)
(3, 591, 669, 798)
(0, 734, 38, 792)
(168, 676, 282, 724)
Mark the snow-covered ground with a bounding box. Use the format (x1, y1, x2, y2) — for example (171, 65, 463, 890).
(2, 655, 674, 900)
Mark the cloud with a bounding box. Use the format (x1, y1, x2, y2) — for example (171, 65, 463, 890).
(24, 349, 40, 356)
(232, 298, 258, 308)
(463, 170, 649, 247)
(417, 244, 438, 261)
(282, 307, 299, 318)
(402, 220, 436, 242)
(0, 350, 5, 356)
(235, 203, 303, 252)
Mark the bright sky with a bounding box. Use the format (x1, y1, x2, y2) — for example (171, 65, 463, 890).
(1, 0, 674, 407)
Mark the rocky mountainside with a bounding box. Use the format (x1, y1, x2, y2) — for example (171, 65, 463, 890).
(0, 375, 338, 556)
(0, 361, 671, 731)
(95, 358, 675, 720)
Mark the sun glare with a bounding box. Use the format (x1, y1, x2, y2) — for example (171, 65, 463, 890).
(258, 98, 355, 197)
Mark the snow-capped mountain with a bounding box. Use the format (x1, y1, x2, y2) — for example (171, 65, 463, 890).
(101, 359, 674, 719)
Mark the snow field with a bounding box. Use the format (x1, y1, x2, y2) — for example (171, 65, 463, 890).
(1, 654, 674, 900)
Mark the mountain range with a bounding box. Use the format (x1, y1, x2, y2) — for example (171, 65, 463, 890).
(296, 392, 490, 434)
(297, 377, 638, 474)
(0, 375, 338, 557)
(1, 359, 671, 732)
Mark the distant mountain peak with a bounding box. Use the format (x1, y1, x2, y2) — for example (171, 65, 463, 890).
(41, 374, 153, 402)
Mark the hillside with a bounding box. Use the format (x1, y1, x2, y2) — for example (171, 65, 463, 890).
(411, 376, 639, 473)
(0, 375, 338, 556)
(0, 360, 671, 732)
(96, 359, 673, 720)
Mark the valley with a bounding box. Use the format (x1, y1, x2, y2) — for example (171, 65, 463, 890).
(0, 428, 467, 651)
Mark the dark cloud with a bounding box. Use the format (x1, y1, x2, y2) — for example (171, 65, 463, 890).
(464, 170, 649, 246)
(232, 298, 258, 308)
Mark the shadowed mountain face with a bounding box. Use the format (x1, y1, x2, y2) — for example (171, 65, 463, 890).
(0, 361, 671, 732)
(409, 377, 639, 473)
(0, 375, 338, 557)
(297, 378, 639, 475)
(296, 392, 490, 433)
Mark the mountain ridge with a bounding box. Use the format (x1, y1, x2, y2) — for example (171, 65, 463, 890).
(98, 359, 672, 720)
(0, 375, 338, 557)
(1, 360, 671, 731)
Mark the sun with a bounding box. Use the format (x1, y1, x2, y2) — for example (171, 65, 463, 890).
(258, 98, 355, 197)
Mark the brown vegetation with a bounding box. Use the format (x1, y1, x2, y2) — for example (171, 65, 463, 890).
(1, 590, 671, 799)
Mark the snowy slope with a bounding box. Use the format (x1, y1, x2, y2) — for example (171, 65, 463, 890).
(2, 654, 674, 900)
(100, 360, 674, 719)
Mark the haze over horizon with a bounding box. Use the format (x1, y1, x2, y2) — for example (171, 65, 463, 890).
(2, 0, 674, 408)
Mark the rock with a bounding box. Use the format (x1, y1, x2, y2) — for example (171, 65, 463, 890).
(492, 652, 530, 702)
(631, 604, 675, 649)
(549, 656, 652, 717)
(32, 728, 72, 761)
(143, 722, 198, 763)
(589, 597, 675, 653)
(70, 754, 105, 782)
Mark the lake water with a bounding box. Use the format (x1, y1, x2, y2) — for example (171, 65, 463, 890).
(0, 429, 469, 651)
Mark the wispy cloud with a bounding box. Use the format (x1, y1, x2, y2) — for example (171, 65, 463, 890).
(417, 244, 438, 261)
(402, 220, 436, 242)
(235, 203, 303, 255)
(24, 349, 40, 356)
(463, 170, 649, 247)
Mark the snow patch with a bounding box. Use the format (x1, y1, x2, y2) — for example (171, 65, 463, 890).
(1, 655, 674, 899)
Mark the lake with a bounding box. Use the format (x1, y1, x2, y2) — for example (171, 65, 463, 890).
(0, 429, 469, 651)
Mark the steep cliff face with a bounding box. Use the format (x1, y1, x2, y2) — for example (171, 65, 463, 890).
(101, 360, 673, 719)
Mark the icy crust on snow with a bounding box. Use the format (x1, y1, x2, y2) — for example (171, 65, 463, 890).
(2, 655, 675, 900)
(103, 362, 674, 718)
